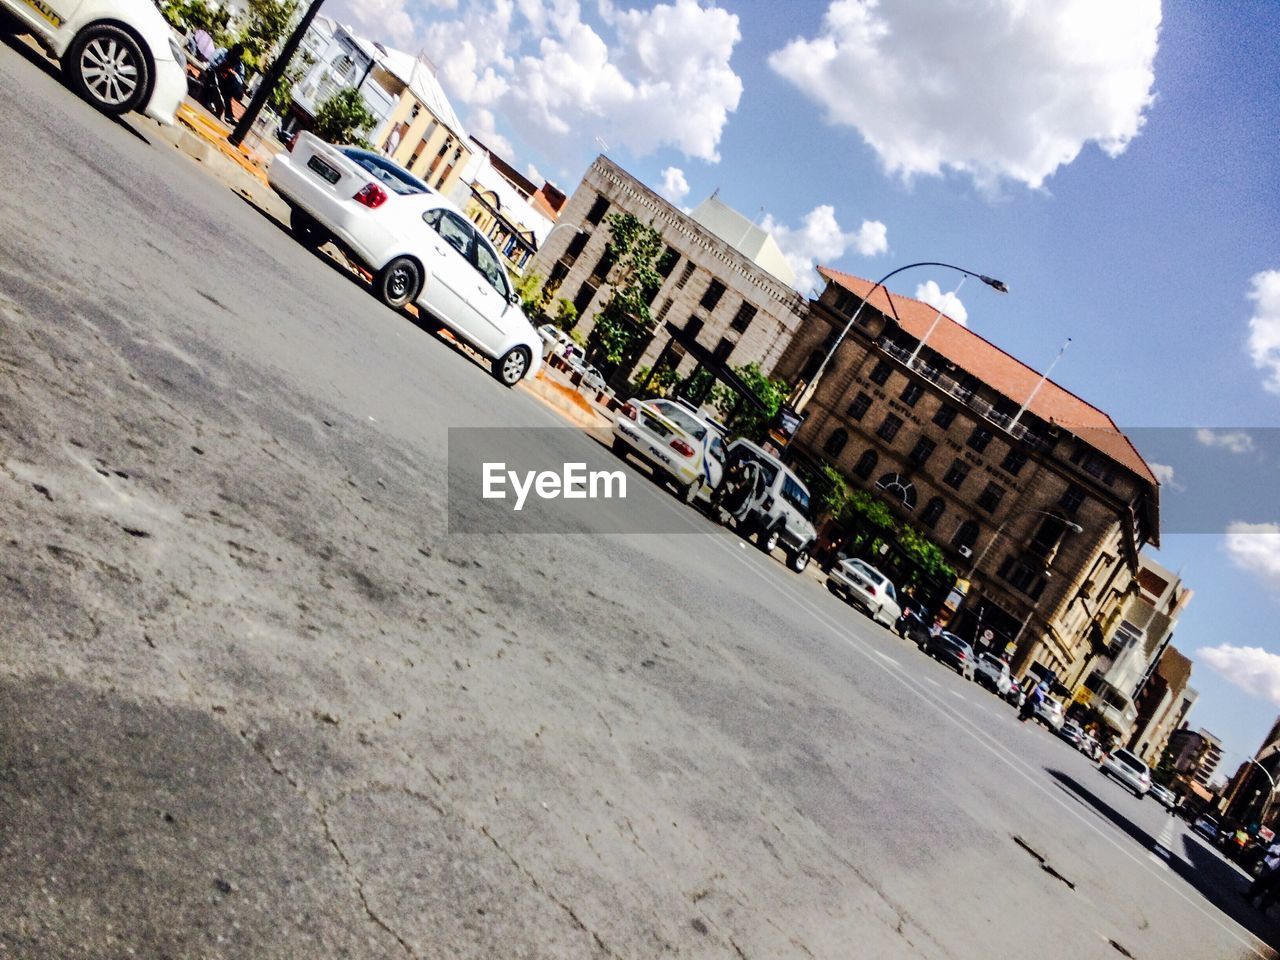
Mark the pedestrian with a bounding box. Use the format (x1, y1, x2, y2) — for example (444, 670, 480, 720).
(1245, 842, 1280, 910)
(1019, 678, 1048, 723)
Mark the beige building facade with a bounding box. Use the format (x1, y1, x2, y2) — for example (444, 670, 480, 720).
(368, 54, 472, 197)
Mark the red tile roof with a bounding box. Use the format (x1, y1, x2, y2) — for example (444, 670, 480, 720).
(819, 266, 1157, 487)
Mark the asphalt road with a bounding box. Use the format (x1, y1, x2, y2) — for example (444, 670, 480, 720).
(0, 34, 1274, 960)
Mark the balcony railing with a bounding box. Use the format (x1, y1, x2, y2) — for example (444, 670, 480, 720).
(879, 338, 1043, 448)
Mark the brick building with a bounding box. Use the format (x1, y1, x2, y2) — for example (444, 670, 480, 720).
(774, 268, 1161, 683)
(526, 156, 807, 391)
(1126, 645, 1195, 765)
(1169, 726, 1224, 789)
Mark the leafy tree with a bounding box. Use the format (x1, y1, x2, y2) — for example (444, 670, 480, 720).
(162, 0, 230, 40)
(897, 524, 956, 582)
(812, 463, 852, 520)
(554, 298, 578, 329)
(841, 488, 895, 533)
(712, 361, 788, 442)
(588, 212, 665, 369)
(269, 50, 313, 116)
(513, 272, 546, 319)
(237, 0, 299, 68)
(312, 88, 377, 145)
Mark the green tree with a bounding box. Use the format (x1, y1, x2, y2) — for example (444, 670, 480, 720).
(312, 88, 377, 145)
(811, 463, 852, 520)
(588, 212, 665, 368)
(162, 0, 230, 39)
(897, 524, 956, 582)
(554, 298, 578, 329)
(237, 0, 299, 68)
(513, 272, 547, 319)
(712, 361, 788, 442)
(269, 51, 312, 116)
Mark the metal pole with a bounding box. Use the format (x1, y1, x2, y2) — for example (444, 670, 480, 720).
(228, 0, 329, 148)
(1011, 337, 1071, 431)
(906, 274, 967, 368)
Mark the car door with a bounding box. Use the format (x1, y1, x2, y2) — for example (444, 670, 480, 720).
(466, 234, 516, 354)
(419, 207, 482, 333)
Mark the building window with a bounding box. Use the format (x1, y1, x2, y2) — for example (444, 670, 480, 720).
(846, 392, 872, 420)
(943, 459, 969, 490)
(952, 520, 979, 550)
(967, 426, 994, 453)
(824, 428, 849, 457)
(869, 360, 893, 386)
(877, 414, 903, 443)
(712, 337, 734, 361)
(655, 298, 673, 323)
(1001, 449, 1028, 476)
(921, 497, 945, 529)
(684, 315, 704, 340)
(564, 231, 588, 261)
(656, 246, 680, 278)
(900, 382, 925, 407)
(907, 436, 936, 467)
(573, 282, 597, 316)
(700, 279, 726, 311)
(589, 247, 614, 283)
(854, 449, 878, 480)
(999, 555, 1048, 599)
(675, 262, 697, 289)
(933, 405, 957, 429)
(729, 302, 757, 333)
(877, 473, 917, 510)
(833, 287, 858, 317)
(1059, 484, 1086, 515)
(585, 195, 610, 225)
(977, 482, 1005, 513)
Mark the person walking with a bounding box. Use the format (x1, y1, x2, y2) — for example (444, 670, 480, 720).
(1245, 842, 1280, 909)
(1019, 678, 1049, 723)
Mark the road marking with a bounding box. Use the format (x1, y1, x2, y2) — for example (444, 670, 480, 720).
(874, 651, 899, 665)
(922, 676, 941, 687)
(951, 690, 966, 701)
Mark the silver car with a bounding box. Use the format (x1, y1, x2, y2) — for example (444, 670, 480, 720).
(1100, 748, 1151, 797)
(828, 558, 901, 627)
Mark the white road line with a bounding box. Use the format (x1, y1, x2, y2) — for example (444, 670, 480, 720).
(951, 690, 966, 701)
(922, 676, 941, 687)
(698, 533, 1270, 960)
(874, 651, 899, 665)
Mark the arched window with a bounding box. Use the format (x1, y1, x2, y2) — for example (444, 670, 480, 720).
(921, 497, 945, 529)
(853, 449, 878, 480)
(952, 520, 980, 550)
(824, 428, 848, 457)
(876, 472, 918, 510)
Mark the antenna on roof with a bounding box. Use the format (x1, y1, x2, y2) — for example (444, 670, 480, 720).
(1011, 337, 1072, 432)
(594, 136, 609, 155)
(710, 186, 719, 200)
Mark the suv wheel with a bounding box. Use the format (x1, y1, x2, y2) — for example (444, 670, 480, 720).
(758, 524, 781, 554)
(789, 546, 810, 573)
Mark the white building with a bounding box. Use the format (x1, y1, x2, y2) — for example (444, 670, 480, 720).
(283, 17, 397, 137)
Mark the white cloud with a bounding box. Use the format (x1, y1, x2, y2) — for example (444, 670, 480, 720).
(658, 166, 690, 205)
(1247, 269, 1280, 394)
(1148, 462, 1183, 491)
(760, 205, 888, 293)
(768, 0, 1160, 190)
(396, 0, 742, 165)
(1194, 428, 1255, 454)
(914, 279, 969, 326)
(1198, 644, 1280, 707)
(470, 108, 514, 158)
(526, 162, 544, 184)
(1225, 522, 1280, 591)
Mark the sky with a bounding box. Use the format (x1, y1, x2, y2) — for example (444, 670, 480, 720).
(328, 0, 1280, 767)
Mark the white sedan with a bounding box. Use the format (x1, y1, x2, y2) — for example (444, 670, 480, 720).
(612, 398, 725, 503)
(268, 133, 543, 386)
(827, 558, 901, 627)
(2, 0, 186, 121)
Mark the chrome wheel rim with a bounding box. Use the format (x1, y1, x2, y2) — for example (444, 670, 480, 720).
(765, 530, 779, 551)
(386, 265, 413, 301)
(81, 36, 138, 106)
(502, 351, 527, 383)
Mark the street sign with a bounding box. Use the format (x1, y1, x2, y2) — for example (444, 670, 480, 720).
(982, 629, 995, 643)
(767, 405, 805, 448)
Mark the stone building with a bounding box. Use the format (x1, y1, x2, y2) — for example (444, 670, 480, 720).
(774, 268, 1161, 683)
(526, 156, 806, 391)
(1169, 726, 1224, 789)
(1222, 716, 1280, 828)
(1127, 646, 1195, 765)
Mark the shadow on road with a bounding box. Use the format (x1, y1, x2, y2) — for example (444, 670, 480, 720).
(1046, 768, 1280, 952)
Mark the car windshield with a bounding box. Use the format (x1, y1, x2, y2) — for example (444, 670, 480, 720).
(340, 149, 431, 195)
(651, 401, 708, 440)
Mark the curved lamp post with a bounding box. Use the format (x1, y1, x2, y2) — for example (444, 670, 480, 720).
(796, 261, 1008, 410)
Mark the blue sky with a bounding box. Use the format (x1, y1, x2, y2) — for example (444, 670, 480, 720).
(337, 0, 1280, 766)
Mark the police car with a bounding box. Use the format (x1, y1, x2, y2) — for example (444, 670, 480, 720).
(611, 397, 726, 503)
(2, 0, 187, 122)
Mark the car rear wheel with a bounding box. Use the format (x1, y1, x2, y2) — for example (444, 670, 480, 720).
(67, 24, 151, 116)
(493, 346, 531, 387)
(758, 524, 781, 554)
(290, 207, 328, 249)
(376, 256, 422, 310)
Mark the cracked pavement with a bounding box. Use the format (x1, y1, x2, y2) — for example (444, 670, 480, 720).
(1, 33, 1275, 960)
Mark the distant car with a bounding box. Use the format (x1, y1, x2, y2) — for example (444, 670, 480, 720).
(828, 558, 901, 628)
(1192, 813, 1221, 842)
(565, 354, 606, 393)
(1100, 748, 1152, 798)
(1058, 719, 1084, 747)
(974, 652, 1012, 696)
(922, 631, 976, 680)
(536, 323, 575, 358)
(1078, 733, 1102, 760)
(1032, 696, 1065, 732)
(612, 398, 726, 503)
(269, 134, 542, 386)
(1, 0, 187, 122)
(1148, 784, 1177, 810)
(718, 439, 816, 573)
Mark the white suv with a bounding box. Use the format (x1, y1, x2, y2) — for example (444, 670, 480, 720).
(2, 0, 186, 122)
(974, 652, 1013, 696)
(1100, 748, 1151, 798)
(720, 439, 816, 573)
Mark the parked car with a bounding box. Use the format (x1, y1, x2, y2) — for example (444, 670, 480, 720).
(1058, 719, 1084, 748)
(1192, 813, 1221, 842)
(612, 398, 725, 503)
(827, 559, 901, 628)
(1006, 675, 1026, 708)
(565, 354, 607, 393)
(268, 134, 542, 386)
(974, 652, 1013, 696)
(718, 439, 816, 573)
(921, 631, 976, 680)
(1032, 696, 1065, 732)
(1100, 748, 1152, 798)
(537, 323, 576, 358)
(1, 0, 187, 121)
(1078, 733, 1102, 760)
(1148, 783, 1177, 810)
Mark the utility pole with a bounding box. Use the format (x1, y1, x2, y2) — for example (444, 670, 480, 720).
(228, 0, 328, 148)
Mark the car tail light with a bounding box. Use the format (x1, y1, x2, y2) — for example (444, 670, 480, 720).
(670, 438, 695, 457)
(622, 403, 638, 421)
(353, 182, 388, 208)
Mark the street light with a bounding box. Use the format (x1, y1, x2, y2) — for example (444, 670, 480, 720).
(1243, 756, 1278, 827)
(796, 261, 1008, 411)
